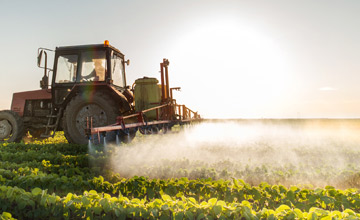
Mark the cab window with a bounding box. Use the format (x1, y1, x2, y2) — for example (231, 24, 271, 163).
(80, 51, 106, 82)
(55, 54, 78, 83)
(111, 53, 125, 87)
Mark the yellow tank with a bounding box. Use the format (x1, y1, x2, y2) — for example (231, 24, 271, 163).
(134, 77, 161, 120)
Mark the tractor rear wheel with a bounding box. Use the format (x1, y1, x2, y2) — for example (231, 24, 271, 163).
(0, 110, 24, 143)
(62, 92, 120, 145)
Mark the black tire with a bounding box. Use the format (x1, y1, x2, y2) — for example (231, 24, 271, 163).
(62, 92, 120, 145)
(0, 110, 24, 143)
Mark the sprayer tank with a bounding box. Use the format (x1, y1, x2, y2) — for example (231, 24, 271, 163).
(134, 77, 161, 120)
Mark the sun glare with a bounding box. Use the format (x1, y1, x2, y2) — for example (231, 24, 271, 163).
(170, 20, 291, 118)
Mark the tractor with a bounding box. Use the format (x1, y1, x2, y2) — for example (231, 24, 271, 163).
(0, 41, 199, 145)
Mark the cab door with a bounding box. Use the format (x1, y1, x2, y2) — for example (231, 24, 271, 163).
(52, 53, 79, 106)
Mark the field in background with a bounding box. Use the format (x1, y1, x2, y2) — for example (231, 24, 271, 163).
(1, 119, 360, 219)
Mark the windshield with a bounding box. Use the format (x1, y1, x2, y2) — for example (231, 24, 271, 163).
(55, 54, 78, 83)
(80, 51, 106, 82)
(111, 53, 125, 87)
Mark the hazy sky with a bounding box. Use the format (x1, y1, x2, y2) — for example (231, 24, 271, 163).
(0, 0, 359, 118)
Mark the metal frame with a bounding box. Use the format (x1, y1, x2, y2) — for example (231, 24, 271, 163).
(85, 102, 200, 143)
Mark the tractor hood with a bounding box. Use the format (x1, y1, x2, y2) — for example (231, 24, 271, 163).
(11, 89, 52, 116)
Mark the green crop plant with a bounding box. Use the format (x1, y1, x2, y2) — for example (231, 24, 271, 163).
(1, 126, 360, 219)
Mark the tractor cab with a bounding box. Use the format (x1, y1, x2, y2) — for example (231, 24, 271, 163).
(32, 41, 135, 143)
(38, 40, 130, 107)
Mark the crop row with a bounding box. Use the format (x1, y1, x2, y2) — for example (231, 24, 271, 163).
(0, 148, 111, 177)
(0, 149, 88, 165)
(0, 142, 85, 154)
(1, 165, 360, 213)
(1, 185, 360, 220)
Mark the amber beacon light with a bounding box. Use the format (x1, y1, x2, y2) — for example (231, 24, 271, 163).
(104, 40, 109, 46)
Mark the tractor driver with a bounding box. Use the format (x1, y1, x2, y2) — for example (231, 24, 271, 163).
(83, 59, 106, 81)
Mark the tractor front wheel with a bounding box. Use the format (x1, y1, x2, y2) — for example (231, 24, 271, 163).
(62, 92, 120, 145)
(0, 110, 24, 143)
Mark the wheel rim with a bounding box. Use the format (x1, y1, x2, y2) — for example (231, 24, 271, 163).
(75, 103, 108, 137)
(0, 120, 12, 140)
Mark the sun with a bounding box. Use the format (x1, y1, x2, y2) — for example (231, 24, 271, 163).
(168, 20, 292, 118)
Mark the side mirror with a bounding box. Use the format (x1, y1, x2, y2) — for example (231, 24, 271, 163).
(37, 50, 43, 67)
(125, 59, 130, 66)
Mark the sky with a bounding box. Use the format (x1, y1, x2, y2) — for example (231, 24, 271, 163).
(0, 0, 360, 118)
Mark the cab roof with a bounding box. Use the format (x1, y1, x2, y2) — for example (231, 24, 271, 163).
(55, 43, 124, 56)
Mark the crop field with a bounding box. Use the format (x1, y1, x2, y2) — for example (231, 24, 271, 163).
(1, 119, 360, 219)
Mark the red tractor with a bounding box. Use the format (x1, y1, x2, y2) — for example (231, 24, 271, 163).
(0, 41, 199, 145)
